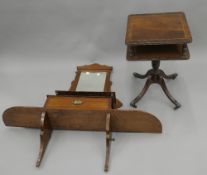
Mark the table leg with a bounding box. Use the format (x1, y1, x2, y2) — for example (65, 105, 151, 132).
(130, 78, 152, 108)
(159, 70, 178, 80)
(159, 78, 181, 109)
(130, 60, 181, 109)
(133, 69, 152, 79)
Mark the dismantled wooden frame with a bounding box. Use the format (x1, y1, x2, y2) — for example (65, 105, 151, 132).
(2, 63, 162, 172)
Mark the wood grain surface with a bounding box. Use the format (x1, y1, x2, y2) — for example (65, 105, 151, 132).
(3, 106, 162, 133)
(44, 96, 112, 110)
(125, 12, 192, 45)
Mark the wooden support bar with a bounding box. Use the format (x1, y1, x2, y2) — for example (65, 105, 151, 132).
(104, 113, 115, 172)
(36, 111, 52, 167)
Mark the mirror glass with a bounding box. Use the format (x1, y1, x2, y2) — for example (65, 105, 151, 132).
(76, 72, 107, 92)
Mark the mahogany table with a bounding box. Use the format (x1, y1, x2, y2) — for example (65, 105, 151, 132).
(125, 12, 192, 109)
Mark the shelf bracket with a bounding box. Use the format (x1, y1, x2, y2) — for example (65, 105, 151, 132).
(104, 113, 115, 172)
(36, 111, 52, 167)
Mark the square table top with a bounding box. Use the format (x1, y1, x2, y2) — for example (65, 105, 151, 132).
(125, 12, 192, 45)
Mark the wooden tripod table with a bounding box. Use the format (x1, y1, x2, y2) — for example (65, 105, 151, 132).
(125, 12, 192, 109)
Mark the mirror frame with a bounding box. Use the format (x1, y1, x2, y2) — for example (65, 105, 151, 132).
(69, 63, 112, 92)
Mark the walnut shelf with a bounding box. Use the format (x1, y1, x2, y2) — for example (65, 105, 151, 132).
(2, 64, 162, 172)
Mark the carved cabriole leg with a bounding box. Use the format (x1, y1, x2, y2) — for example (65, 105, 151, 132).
(104, 113, 115, 172)
(130, 78, 152, 108)
(36, 111, 52, 167)
(159, 78, 181, 110)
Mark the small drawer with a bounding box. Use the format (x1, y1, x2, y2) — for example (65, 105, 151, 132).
(44, 96, 112, 110)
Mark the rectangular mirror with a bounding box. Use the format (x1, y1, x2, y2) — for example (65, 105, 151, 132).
(76, 72, 107, 92)
(56, 63, 123, 109)
(69, 64, 113, 92)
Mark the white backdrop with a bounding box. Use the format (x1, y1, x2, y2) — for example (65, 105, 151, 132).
(0, 0, 207, 175)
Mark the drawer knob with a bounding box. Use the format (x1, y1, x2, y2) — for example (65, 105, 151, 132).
(73, 100, 83, 105)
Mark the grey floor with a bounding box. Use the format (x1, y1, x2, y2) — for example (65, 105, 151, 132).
(0, 1, 207, 175)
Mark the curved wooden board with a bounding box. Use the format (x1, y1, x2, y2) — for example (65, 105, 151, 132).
(3, 107, 162, 133)
(110, 110, 162, 133)
(3, 107, 43, 128)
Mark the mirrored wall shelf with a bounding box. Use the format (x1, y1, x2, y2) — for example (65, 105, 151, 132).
(3, 63, 162, 172)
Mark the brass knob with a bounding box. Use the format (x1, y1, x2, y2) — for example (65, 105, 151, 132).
(73, 100, 83, 105)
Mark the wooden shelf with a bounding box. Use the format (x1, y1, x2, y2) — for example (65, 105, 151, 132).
(127, 44, 189, 60)
(125, 12, 192, 61)
(2, 64, 162, 171)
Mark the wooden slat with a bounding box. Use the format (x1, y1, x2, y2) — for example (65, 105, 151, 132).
(3, 107, 162, 133)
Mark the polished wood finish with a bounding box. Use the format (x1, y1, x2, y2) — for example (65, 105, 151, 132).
(126, 12, 192, 45)
(54, 91, 118, 109)
(3, 106, 162, 170)
(44, 96, 112, 110)
(2, 63, 162, 171)
(125, 12, 192, 109)
(3, 107, 162, 133)
(126, 12, 192, 61)
(36, 112, 52, 167)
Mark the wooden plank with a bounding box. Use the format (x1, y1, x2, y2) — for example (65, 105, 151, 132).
(3, 107, 162, 133)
